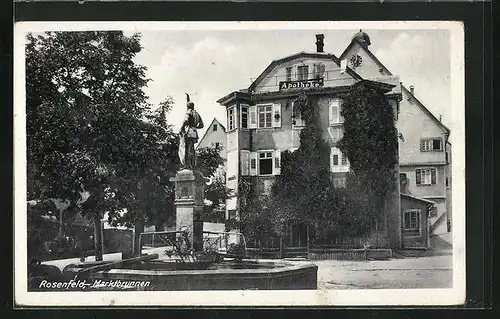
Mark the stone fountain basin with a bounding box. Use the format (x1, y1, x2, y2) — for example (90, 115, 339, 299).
(64, 259, 318, 291)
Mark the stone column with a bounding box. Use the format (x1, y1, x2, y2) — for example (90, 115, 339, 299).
(170, 169, 205, 252)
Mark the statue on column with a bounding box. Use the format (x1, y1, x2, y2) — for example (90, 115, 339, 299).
(179, 93, 204, 170)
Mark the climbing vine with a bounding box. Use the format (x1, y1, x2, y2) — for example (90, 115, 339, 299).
(337, 83, 399, 227)
(238, 85, 399, 245)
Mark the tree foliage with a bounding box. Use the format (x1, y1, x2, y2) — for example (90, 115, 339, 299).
(25, 31, 223, 261)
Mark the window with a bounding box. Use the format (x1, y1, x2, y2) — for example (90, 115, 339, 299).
(420, 138, 443, 152)
(286, 67, 292, 81)
(258, 105, 273, 128)
(297, 65, 309, 81)
(330, 147, 349, 173)
(404, 210, 421, 232)
(241, 105, 248, 129)
(416, 168, 437, 186)
(227, 107, 236, 131)
(446, 176, 450, 188)
(329, 98, 343, 125)
(259, 152, 273, 175)
(215, 142, 220, 149)
(213, 124, 218, 131)
(313, 63, 325, 78)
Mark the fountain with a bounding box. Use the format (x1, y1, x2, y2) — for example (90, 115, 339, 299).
(60, 169, 318, 291)
(57, 98, 317, 291)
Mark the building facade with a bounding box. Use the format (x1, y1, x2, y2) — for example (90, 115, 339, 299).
(217, 34, 403, 249)
(196, 117, 227, 159)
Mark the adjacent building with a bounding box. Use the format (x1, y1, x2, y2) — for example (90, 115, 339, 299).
(338, 31, 452, 236)
(196, 117, 227, 159)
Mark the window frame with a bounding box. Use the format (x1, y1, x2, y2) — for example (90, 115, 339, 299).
(212, 123, 218, 132)
(404, 209, 421, 232)
(420, 137, 443, 152)
(257, 104, 273, 129)
(330, 147, 349, 173)
(329, 98, 344, 126)
(258, 151, 274, 176)
(415, 167, 438, 186)
(297, 65, 309, 81)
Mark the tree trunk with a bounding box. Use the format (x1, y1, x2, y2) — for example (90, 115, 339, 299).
(93, 218, 103, 261)
(133, 219, 145, 257)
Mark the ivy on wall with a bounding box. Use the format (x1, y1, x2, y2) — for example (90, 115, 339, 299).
(337, 84, 399, 226)
(237, 85, 399, 244)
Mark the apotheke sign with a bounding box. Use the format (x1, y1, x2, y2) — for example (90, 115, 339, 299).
(279, 78, 324, 91)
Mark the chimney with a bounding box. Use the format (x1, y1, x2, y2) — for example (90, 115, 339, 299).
(315, 34, 324, 53)
(409, 85, 415, 95)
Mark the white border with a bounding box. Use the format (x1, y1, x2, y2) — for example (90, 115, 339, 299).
(14, 21, 465, 307)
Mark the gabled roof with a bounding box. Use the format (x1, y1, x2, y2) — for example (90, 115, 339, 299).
(339, 39, 392, 75)
(340, 38, 450, 135)
(196, 118, 225, 150)
(401, 85, 450, 135)
(248, 51, 362, 92)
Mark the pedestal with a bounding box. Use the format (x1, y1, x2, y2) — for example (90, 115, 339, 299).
(170, 169, 205, 252)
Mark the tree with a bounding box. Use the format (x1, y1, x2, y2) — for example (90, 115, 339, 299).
(26, 31, 151, 260)
(26, 31, 227, 262)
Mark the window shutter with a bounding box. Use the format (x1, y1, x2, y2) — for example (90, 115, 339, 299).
(249, 105, 257, 129)
(240, 150, 250, 176)
(341, 152, 348, 166)
(249, 152, 258, 176)
(415, 169, 421, 185)
(272, 103, 282, 128)
(420, 140, 426, 152)
(431, 169, 437, 184)
(273, 150, 281, 175)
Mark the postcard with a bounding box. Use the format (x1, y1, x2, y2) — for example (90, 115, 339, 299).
(14, 21, 465, 306)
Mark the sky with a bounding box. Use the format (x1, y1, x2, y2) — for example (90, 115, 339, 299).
(128, 26, 453, 140)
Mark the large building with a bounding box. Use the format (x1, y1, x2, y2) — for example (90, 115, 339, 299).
(218, 31, 452, 250)
(217, 33, 404, 249)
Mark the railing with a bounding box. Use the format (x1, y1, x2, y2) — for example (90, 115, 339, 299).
(139, 230, 248, 261)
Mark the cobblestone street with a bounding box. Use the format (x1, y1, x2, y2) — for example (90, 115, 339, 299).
(312, 254, 453, 290)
